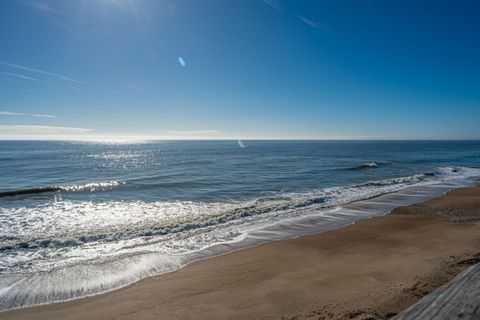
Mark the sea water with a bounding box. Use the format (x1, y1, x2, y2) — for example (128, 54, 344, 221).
(0, 140, 479, 310)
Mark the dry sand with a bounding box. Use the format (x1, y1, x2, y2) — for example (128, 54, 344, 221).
(2, 185, 480, 320)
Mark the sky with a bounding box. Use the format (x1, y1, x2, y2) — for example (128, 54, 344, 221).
(0, 0, 479, 140)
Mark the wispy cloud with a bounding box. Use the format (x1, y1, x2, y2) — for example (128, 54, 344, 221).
(297, 15, 324, 29)
(0, 125, 93, 135)
(263, 0, 282, 12)
(263, 2, 325, 30)
(0, 61, 84, 84)
(0, 111, 22, 116)
(85, 28, 114, 36)
(0, 71, 40, 82)
(164, 130, 220, 137)
(0, 70, 88, 92)
(15, 0, 66, 17)
(16, 0, 115, 38)
(0, 111, 56, 118)
(31, 113, 56, 118)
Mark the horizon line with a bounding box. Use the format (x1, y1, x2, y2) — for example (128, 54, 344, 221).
(0, 138, 479, 142)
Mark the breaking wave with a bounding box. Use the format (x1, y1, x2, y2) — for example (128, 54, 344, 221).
(1, 166, 480, 311)
(343, 161, 393, 170)
(0, 181, 123, 198)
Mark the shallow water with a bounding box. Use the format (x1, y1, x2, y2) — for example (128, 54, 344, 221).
(1, 140, 479, 310)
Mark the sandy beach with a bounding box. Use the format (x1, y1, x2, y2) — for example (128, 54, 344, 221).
(2, 0, 479, 317)
(2, 184, 480, 320)
(2, 1, 479, 317)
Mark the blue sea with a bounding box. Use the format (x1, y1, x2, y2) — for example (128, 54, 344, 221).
(1, 140, 480, 310)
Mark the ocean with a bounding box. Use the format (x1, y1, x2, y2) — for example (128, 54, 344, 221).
(1, 140, 479, 310)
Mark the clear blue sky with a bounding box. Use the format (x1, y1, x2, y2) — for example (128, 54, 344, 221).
(1, 0, 479, 140)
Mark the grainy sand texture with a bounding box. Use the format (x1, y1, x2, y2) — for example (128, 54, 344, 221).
(2, 185, 480, 320)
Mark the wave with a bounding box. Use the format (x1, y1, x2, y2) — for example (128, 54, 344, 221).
(0, 181, 123, 198)
(60, 181, 123, 192)
(1, 166, 480, 311)
(0, 186, 62, 198)
(360, 162, 379, 168)
(343, 161, 392, 170)
(1, 167, 477, 254)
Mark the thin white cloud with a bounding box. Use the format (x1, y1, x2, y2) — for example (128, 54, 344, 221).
(297, 15, 324, 29)
(263, 0, 282, 11)
(0, 61, 85, 84)
(0, 71, 40, 82)
(164, 130, 220, 137)
(0, 125, 93, 135)
(85, 28, 114, 36)
(16, 0, 110, 39)
(31, 113, 56, 118)
(0, 111, 22, 116)
(0, 111, 56, 118)
(0, 70, 87, 92)
(15, 0, 66, 17)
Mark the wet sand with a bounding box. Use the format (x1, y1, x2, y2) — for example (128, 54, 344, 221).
(2, 185, 480, 320)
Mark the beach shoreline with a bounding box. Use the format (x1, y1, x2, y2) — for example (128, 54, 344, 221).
(2, 184, 480, 320)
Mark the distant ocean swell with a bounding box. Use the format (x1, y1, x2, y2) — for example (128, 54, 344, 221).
(0, 160, 418, 199)
(0, 163, 447, 199)
(0, 166, 480, 311)
(342, 161, 394, 170)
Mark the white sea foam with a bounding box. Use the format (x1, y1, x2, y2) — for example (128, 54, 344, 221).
(0, 166, 479, 311)
(60, 181, 123, 192)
